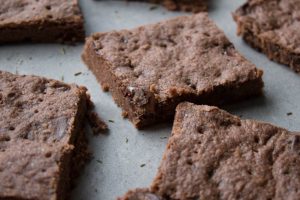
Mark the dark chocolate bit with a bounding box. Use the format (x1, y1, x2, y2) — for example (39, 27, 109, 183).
(54, 116, 68, 140)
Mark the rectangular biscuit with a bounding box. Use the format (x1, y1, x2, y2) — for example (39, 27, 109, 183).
(0, 0, 85, 43)
(82, 13, 264, 128)
(233, 0, 300, 73)
(119, 102, 300, 199)
(0, 71, 89, 200)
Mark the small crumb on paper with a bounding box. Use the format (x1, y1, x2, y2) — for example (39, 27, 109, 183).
(87, 111, 108, 135)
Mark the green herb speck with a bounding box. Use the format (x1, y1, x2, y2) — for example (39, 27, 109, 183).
(61, 47, 66, 55)
(96, 160, 102, 164)
(149, 5, 158, 10)
(74, 72, 82, 76)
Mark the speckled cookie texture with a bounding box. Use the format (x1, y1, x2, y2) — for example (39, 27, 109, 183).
(233, 0, 300, 73)
(82, 13, 264, 128)
(0, 71, 89, 200)
(149, 102, 300, 200)
(0, 0, 85, 43)
(135, 0, 207, 13)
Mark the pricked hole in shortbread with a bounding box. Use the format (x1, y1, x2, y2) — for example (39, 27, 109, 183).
(4, 136, 11, 141)
(203, 32, 210, 37)
(118, 47, 125, 51)
(207, 168, 214, 178)
(177, 25, 184, 29)
(190, 84, 196, 90)
(186, 159, 193, 165)
(7, 92, 16, 98)
(133, 39, 138, 44)
(45, 152, 52, 158)
(184, 78, 196, 90)
(246, 169, 252, 175)
(254, 136, 259, 143)
(197, 126, 204, 134)
(45, 5, 51, 10)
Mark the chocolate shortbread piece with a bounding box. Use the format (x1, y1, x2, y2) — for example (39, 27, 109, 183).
(119, 103, 300, 199)
(233, 0, 300, 73)
(0, 0, 85, 43)
(82, 13, 263, 128)
(150, 102, 300, 199)
(0, 71, 90, 200)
